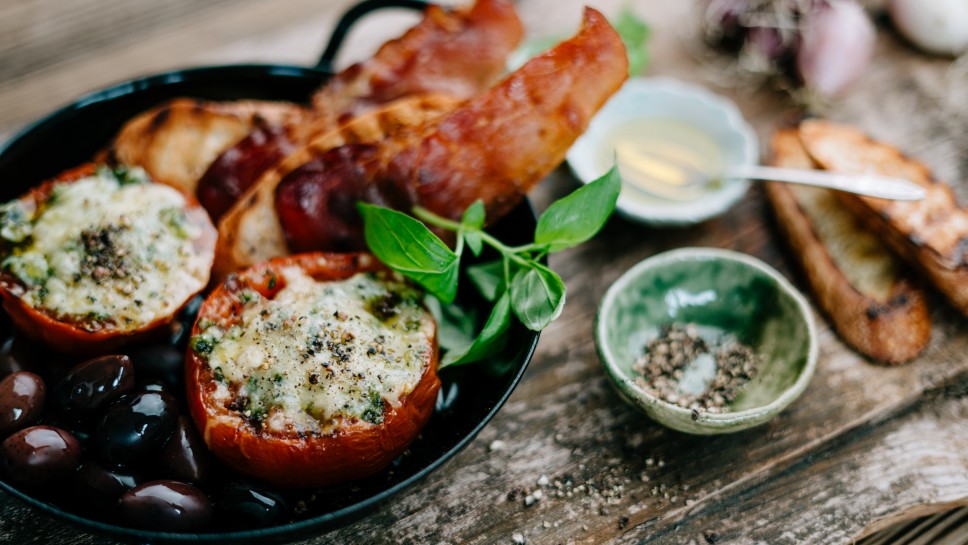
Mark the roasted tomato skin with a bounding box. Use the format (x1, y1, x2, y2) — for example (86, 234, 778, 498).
(0, 163, 217, 355)
(185, 252, 440, 488)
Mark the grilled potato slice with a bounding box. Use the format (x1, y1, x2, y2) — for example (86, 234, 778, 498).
(766, 127, 930, 364)
(799, 119, 968, 316)
(104, 98, 306, 195)
(213, 93, 461, 278)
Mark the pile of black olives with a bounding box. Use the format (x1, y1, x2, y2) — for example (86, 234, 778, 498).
(0, 320, 288, 533)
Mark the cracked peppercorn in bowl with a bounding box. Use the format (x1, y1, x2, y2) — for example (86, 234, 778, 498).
(595, 248, 819, 434)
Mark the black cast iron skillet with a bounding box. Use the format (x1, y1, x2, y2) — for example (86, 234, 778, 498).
(0, 1, 539, 543)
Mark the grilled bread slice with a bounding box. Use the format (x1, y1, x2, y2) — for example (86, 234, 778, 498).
(104, 98, 306, 195)
(799, 119, 968, 316)
(213, 93, 461, 279)
(766, 128, 930, 364)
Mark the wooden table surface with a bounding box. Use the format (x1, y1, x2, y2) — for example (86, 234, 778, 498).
(1, 0, 967, 544)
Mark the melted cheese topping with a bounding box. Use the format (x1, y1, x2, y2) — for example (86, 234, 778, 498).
(0, 168, 209, 329)
(198, 268, 433, 435)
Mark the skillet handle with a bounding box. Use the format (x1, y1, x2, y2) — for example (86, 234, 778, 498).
(317, 0, 432, 70)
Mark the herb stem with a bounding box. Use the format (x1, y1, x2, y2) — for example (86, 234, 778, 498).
(454, 227, 465, 258)
(505, 252, 532, 268)
(503, 254, 511, 286)
(412, 206, 461, 231)
(413, 205, 518, 256)
(505, 242, 542, 254)
(361, 166, 619, 366)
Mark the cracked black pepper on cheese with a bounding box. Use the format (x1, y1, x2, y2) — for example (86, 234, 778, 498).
(0, 167, 210, 330)
(192, 268, 435, 435)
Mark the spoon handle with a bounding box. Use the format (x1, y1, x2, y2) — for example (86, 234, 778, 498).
(723, 165, 927, 201)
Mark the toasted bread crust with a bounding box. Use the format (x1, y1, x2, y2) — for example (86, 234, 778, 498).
(212, 93, 461, 279)
(105, 98, 306, 195)
(799, 119, 968, 316)
(766, 128, 930, 364)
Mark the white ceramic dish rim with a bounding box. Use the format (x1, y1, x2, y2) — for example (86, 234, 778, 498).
(567, 76, 759, 226)
(595, 247, 819, 428)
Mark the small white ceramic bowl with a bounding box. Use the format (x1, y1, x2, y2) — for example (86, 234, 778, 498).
(568, 77, 758, 227)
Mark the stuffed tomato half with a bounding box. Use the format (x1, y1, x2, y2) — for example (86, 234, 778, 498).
(0, 163, 216, 353)
(186, 252, 440, 488)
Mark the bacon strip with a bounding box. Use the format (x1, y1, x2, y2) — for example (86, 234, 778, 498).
(196, 0, 522, 221)
(309, 0, 523, 127)
(402, 7, 629, 222)
(276, 8, 629, 253)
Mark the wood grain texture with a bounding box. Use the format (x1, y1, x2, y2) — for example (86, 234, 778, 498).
(1, 0, 967, 544)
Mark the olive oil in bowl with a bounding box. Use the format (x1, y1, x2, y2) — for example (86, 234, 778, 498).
(597, 118, 725, 202)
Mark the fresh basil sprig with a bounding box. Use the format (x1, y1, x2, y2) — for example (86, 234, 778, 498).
(358, 166, 621, 368)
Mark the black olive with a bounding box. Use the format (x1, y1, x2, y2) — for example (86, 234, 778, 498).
(173, 295, 205, 346)
(1, 425, 80, 487)
(120, 480, 212, 532)
(0, 337, 39, 378)
(40, 412, 94, 447)
(127, 344, 184, 393)
(216, 481, 288, 529)
(180, 294, 205, 321)
(72, 461, 142, 516)
(162, 416, 210, 484)
(0, 372, 46, 436)
(94, 391, 177, 466)
(54, 355, 134, 418)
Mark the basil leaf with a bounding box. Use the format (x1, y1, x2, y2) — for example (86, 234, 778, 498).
(534, 166, 621, 252)
(358, 203, 460, 303)
(466, 259, 505, 302)
(440, 291, 512, 368)
(464, 232, 483, 257)
(461, 200, 486, 230)
(461, 201, 486, 257)
(510, 262, 566, 331)
(425, 296, 478, 354)
(615, 6, 650, 76)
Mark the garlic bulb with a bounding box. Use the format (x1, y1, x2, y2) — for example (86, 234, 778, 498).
(796, 1, 876, 97)
(888, 0, 968, 56)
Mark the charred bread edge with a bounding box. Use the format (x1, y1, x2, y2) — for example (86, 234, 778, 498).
(766, 128, 930, 364)
(799, 119, 968, 316)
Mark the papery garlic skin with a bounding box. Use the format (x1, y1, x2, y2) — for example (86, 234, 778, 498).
(796, 1, 876, 97)
(888, 0, 968, 56)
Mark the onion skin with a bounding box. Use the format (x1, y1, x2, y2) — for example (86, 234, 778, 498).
(888, 0, 968, 56)
(796, 0, 876, 97)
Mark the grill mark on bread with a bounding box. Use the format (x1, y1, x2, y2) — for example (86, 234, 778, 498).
(799, 119, 968, 315)
(147, 107, 171, 133)
(766, 127, 930, 364)
(107, 98, 306, 195)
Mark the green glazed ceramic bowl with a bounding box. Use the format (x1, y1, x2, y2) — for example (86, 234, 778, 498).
(595, 248, 818, 434)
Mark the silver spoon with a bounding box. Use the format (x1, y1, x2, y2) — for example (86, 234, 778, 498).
(617, 151, 927, 202)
